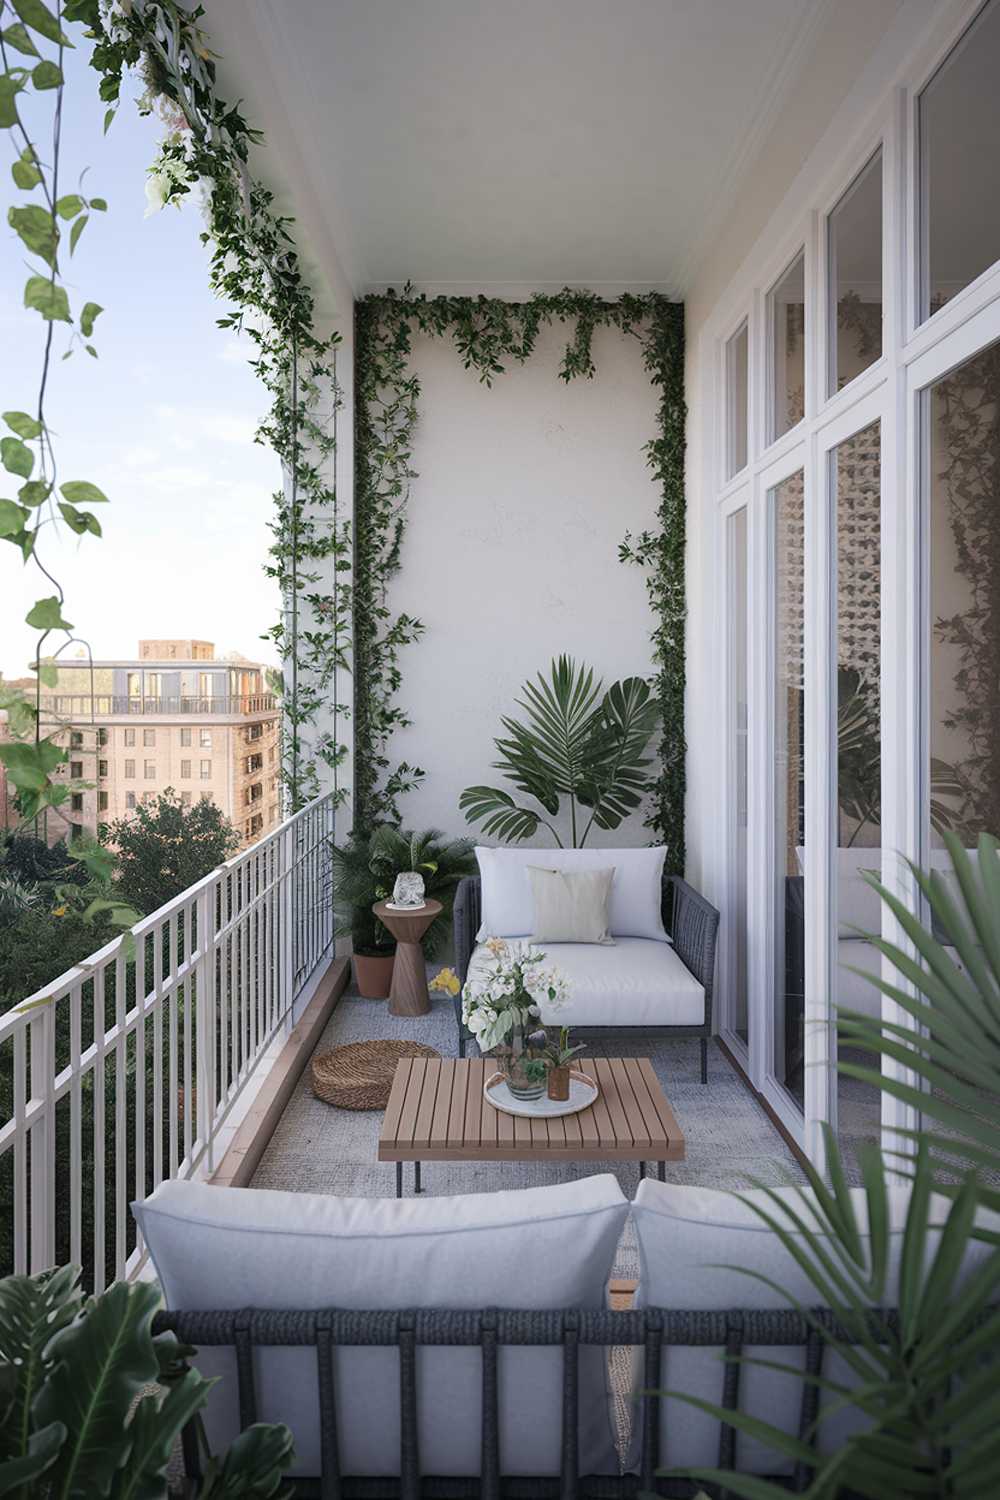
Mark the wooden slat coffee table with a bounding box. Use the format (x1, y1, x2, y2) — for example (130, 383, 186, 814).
(378, 1055, 685, 1196)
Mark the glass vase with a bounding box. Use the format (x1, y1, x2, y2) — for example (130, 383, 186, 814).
(496, 1017, 546, 1101)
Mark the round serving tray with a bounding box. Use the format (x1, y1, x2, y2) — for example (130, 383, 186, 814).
(483, 1070, 598, 1119)
(383, 900, 427, 911)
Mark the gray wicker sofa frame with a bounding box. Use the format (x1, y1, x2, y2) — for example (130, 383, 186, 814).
(452, 874, 721, 1084)
(155, 1303, 875, 1498)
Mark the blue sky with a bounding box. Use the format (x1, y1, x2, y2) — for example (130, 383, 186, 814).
(2, 35, 280, 676)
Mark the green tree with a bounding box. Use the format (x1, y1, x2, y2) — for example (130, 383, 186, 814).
(106, 789, 239, 915)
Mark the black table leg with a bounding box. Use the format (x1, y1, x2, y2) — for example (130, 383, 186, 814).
(414, 1161, 422, 1195)
(657, 1161, 666, 1182)
(396, 1162, 402, 1199)
(638, 1161, 646, 1181)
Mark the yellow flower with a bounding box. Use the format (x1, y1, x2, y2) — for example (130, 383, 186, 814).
(429, 966, 460, 997)
(52, 905, 68, 918)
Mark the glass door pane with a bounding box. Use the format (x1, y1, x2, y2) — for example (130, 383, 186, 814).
(726, 322, 749, 478)
(828, 152, 883, 396)
(832, 420, 883, 1165)
(772, 469, 806, 1108)
(728, 507, 749, 1043)
(768, 252, 805, 443)
(928, 340, 1000, 849)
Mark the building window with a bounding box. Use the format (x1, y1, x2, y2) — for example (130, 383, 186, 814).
(124, 759, 135, 779)
(126, 791, 136, 810)
(99, 791, 108, 812)
(144, 760, 155, 779)
(247, 723, 263, 742)
(200, 791, 212, 803)
(143, 728, 156, 747)
(247, 753, 263, 774)
(725, 320, 748, 479)
(70, 761, 83, 780)
(98, 759, 108, 778)
(124, 728, 135, 747)
(828, 149, 882, 396)
(180, 791, 192, 807)
(180, 759, 191, 779)
(70, 730, 83, 748)
(919, 0, 1000, 321)
(98, 728, 108, 747)
(200, 759, 211, 779)
(127, 671, 141, 698)
(767, 249, 805, 443)
(200, 729, 212, 749)
(146, 672, 162, 697)
(180, 727, 191, 747)
(71, 793, 83, 813)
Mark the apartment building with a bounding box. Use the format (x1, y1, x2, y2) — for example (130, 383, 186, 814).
(40, 641, 281, 849)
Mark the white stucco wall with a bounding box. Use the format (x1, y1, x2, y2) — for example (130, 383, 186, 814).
(387, 318, 662, 849)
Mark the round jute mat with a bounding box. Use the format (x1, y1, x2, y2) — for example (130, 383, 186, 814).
(311, 1039, 440, 1111)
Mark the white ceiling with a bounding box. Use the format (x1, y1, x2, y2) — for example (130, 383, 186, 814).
(205, 0, 875, 296)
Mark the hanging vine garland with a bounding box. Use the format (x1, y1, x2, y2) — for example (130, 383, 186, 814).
(84, 0, 350, 812)
(354, 288, 687, 873)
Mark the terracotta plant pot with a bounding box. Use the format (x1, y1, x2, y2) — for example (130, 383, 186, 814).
(354, 950, 395, 999)
(547, 1065, 571, 1102)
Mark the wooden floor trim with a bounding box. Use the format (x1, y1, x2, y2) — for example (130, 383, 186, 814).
(211, 956, 350, 1189)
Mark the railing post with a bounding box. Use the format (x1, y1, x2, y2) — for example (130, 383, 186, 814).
(281, 820, 295, 1031)
(29, 1003, 56, 1272)
(196, 877, 219, 1174)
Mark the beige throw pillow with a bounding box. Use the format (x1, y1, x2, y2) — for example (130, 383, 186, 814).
(527, 865, 616, 945)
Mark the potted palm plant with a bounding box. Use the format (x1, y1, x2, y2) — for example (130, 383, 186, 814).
(333, 826, 476, 998)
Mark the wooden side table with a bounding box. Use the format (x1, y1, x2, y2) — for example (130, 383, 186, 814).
(373, 898, 442, 1017)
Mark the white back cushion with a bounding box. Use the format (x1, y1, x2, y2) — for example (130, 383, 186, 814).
(135, 1174, 628, 1480)
(629, 1180, 995, 1475)
(476, 845, 668, 942)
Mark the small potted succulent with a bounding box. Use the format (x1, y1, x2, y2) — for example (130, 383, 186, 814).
(541, 1026, 586, 1101)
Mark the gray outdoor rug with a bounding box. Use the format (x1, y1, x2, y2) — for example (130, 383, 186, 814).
(251, 986, 808, 1208)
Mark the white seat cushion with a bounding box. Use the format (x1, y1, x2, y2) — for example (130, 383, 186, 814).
(475, 845, 669, 942)
(628, 1180, 998, 1474)
(468, 937, 704, 1027)
(134, 1174, 628, 1480)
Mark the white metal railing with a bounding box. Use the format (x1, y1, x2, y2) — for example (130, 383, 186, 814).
(0, 792, 335, 1292)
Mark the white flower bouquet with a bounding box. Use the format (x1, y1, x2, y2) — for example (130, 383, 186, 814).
(461, 937, 570, 1052)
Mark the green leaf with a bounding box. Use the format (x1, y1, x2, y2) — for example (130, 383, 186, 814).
(11, 150, 42, 189)
(0, 499, 29, 535)
(0, 737, 65, 790)
(31, 58, 61, 89)
(37, 660, 58, 687)
(19, 478, 50, 506)
(69, 213, 88, 254)
(102, 107, 115, 133)
(24, 274, 70, 321)
(1, 22, 40, 57)
(110, 1373, 210, 1500)
(0, 1267, 82, 1467)
(34, 1281, 161, 1498)
(85, 343, 97, 358)
(59, 501, 101, 536)
(8, 203, 58, 267)
(25, 594, 72, 630)
(89, 196, 107, 210)
(55, 193, 83, 219)
(0, 1421, 66, 1494)
(79, 301, 102, 337)
(4, 410, 42, 439)
(11, 0, 73, 47)
(1, 436, 33, 478)
(60, 479, 108, 504)
(0, 74, 24, 129)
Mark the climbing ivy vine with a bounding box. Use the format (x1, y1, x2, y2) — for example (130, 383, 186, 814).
(355, 288, 686, 872)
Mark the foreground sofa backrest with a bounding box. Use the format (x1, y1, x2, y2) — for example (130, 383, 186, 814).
(629, 1178, 994, 1476)
(134, 1174, 629, 1480)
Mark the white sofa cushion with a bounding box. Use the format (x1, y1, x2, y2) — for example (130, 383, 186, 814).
(468, 938, 704, 1027)
(476, 845, 668, 942)
(628, 1180, 996, 1474)
(134, 1174, 628, 1480)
